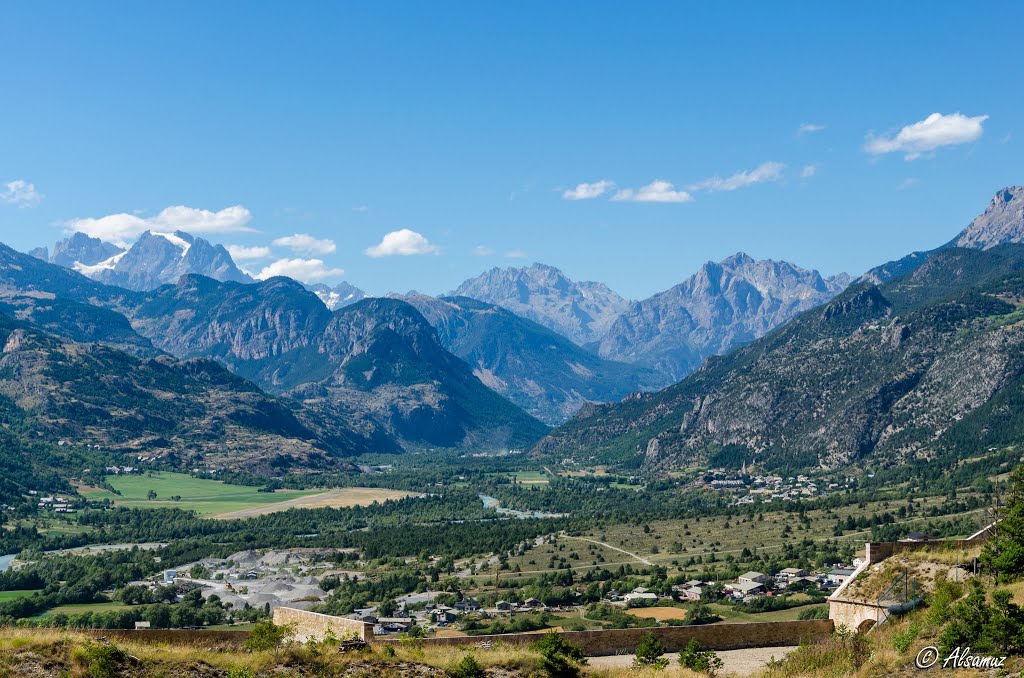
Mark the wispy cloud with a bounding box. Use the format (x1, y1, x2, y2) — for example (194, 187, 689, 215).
(254, 258, 344, 282)
(67, 205, 254, 246)
(897, 178, 920, 190)
(612, 179, 693, 203)
(505, 249, 527, 259)
(1, 179, 43, 208)
(562, 180, 615, 200)
(689, 161, 786, 192)
(226, 244, 272, 261)
(365, 229, 440, 258)
(352, 205, 369, 213)
(272, 233, 336, 255)
(472, 245, 495, 256)
(797, 123, 826, 135)
(865, 112, 988, 160)
(800, 164, 818, 179)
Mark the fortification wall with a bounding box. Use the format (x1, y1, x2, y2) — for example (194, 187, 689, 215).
(273, 607, 374, 642)
(376, 619, 834, 656)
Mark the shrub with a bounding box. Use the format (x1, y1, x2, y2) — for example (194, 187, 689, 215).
(678, 638, 723, 676)
(891, 621, 920, 653)
(633, 632, 668, 670)
(530, 632, 587, 677)
(449, 652, 485, 678)
(73, 642, 131, 678)
(244, 620, 290, 654)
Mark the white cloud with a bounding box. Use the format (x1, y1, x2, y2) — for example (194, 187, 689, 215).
(472, 245, 495, 256)
(254, 258, 344, 282)
(562, 180, 615, 200)
(612, 180, 693, 203)
(364, 229, 440, 258)
(897, 178, 920, 190)
(67, 205, 254, 245)
(865, 112, 988, 160)
(226, 244, 272, 261)
(272, 233, 336, 255)
(1, 180, 43, 207)
(689, 161, 786, 192)
(797, 123, 826, 135)
(352, 205, 369, 213)
(800, 164, 818, 179)
(505, 249, 527, 259)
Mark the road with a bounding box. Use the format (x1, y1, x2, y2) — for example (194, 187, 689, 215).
(561, 535, 654, 566)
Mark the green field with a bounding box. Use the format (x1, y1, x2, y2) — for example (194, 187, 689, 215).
(40, 602, 133, 616)
(0, 590, 42, 603)
(487, 471, 550, 485)
(79, 472, 324, 517)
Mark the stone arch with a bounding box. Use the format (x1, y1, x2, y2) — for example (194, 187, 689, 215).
(857, 619, 876, 634)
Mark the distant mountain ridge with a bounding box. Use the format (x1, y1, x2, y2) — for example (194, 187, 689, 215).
(40, 230, 252, 290)
(394, 293, 665, 423)
(307, 281, 367, 310)
(597, 253, 851, 381)
(452, 263, 632, 345)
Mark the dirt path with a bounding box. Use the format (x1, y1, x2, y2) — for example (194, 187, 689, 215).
(587, 646, 797, 676)
(212, 488, 415, 519)
(562, 535, 654, 566)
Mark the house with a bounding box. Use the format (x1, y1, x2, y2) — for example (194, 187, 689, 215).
(731, 581, 766, 596)
(431, 609, 458, 624)
(495, 600, 514, 611)
(738, 571, 767, 585)
(778, 567, 807, 579)
(134, 621, 151, 630)
(624, 591, 658, 603)
(826, 568, 855, 585)
(901, 532, 931, 543)
(375, 617, 413, 634)
(681, 586, 704, 601)
(454, 600, 480, 612)
(521, 597, 545, 609)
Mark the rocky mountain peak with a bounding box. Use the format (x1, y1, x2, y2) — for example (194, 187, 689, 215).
(49, 232, 125, 269)
(953, 185, 1024, 250)
(452, 263, 631, 345)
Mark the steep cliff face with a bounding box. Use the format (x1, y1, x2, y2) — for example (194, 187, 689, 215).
(597, 253, 850, 381)
(0, 310, 365, 473)
(954, 186, 1024, 250)
(452, 263, 631, 345)
(534, 245, 1024, 472)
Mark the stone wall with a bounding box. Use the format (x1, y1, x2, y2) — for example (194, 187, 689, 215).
(376, 619, 833, 656)
(273, 607, 374, 642)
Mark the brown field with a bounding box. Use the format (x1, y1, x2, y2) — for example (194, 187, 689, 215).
(625, 606, 688, 621)
(212, 488, 417, 519)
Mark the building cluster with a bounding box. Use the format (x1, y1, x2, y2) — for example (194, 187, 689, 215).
(691, 468, 855, 505)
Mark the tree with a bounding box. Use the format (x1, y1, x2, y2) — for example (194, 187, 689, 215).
(244, 620, 291, 655)
(982, 466, 1024, 578)
(633, 632, 668, 670)
(146, 490, 157, 501)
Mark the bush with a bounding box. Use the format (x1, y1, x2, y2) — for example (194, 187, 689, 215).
(449, 652, 485, 678)
(797, 605, 829, 620)
(633, 632, 668, 670)
(73, 642, 131, 678)
(891, 621, 920, 653)
(678, 638, 723, 676)
(530, 632, 587, 677)
(244, 620, 290, 653)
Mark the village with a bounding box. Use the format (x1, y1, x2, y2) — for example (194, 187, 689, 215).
(690, 466, 857, 505)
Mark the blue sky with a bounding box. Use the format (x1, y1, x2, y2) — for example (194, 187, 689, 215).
(0, 2, 1020, 298)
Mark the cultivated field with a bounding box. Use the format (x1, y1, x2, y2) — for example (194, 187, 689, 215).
(79, 473, 414, 518)
(625, 606, 688, 621)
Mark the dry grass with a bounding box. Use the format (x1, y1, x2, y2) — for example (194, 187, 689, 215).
(625, 607, 689, 621)
(212, 488, 416, 519)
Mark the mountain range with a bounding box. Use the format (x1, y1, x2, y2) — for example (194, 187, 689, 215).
(35, 230, 251, 291)
(534, 186, 1024, 472)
